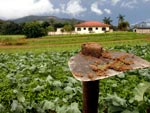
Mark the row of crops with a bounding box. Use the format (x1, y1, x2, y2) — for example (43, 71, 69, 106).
(0, 44, 150, 113)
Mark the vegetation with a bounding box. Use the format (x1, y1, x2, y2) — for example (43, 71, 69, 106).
(103, 17, 113, 25)
(47, 26, 55, 32)
(0, 32, 149, 53)
(0, 14, 149, 113)
(23, 21, 47, 38)
(117, 14, 125, 24)
(117, 14, 130, 31)
(0, 21, 22, 35)
(0, 13, 132, 38)
(63, 24, 72, 33)
(118, 21, 130, 31)
(0, 44, 150, 112)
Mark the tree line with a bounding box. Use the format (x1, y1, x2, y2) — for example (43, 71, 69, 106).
(0, 19, 74, 38)
(103, 14, 130, 31)
(0, 14, 130, 38)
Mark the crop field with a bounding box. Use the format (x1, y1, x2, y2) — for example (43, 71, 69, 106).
(0, 43, 150, 112)
(0, 32, 150, 53)
(0, 32, 150, 112)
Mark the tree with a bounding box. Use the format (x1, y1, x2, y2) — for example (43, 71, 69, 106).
(47, 26, 55, 32)
(0, 21, 22, 35)
(118, 21, 130, 31)
(54, 23, 65, 31)
(103, 17, 113, 25)
(117, 14, 130, 31)
(49, 18, 55, 27)
(63, 24, 72, 33)
(23, 21, 47, 38)
(117, 14, 125, 24)
(70, 18, 76, 30)
(42, 21, 50, 28)
(0, 19, 4, 25)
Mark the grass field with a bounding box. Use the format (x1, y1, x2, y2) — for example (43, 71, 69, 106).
(0, 32, 150, 53)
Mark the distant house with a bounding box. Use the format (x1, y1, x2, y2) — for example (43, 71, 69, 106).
(48, 28, 64, 35)
(74, 21, 111, 34)
(48, 28, 76, 35)
(134, 22, 150, 34)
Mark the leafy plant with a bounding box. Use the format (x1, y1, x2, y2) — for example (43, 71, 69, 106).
(0, 45, 150, 112)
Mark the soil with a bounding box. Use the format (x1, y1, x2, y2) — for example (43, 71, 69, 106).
(89, 53, 133, 77)
(81, 42, 103, 58)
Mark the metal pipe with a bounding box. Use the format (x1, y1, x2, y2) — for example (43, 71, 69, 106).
(82, 80, 99, 113)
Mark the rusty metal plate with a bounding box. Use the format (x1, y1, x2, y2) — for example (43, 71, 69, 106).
(68, 51, 150, 81)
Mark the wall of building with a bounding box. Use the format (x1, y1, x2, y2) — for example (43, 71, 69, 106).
(135, 28, 150, 34)
(48, 28, 76, 35)
(75, 27, 110, 34)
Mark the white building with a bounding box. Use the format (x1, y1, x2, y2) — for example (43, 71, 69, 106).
(48, 28, 75, 35)
(75, 21, 111, 34)
(134, 22, 150, 34)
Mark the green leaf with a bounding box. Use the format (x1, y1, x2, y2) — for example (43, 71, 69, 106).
(108, 106, 124, 112)
(105, 93, 127, 107)
(0, 104, 5, 112)
(66, 102, 81, 113)
(122, 109, 139, 113)
(17, 93, 25, 103)
(32, 85, 44, 92)
(64, 86, 74, 93)
(56, 103, 81, 113)
(117, 73, 125, 78)
(133, 82, 150, 102)
(13, 89, 18, 94)
(46, 75, 53, 82)
(11, 100, 24, 112)
(67, 77, 78, 84)
(56, 105, 68, 113)
(53, 81, 62, 87)
(42, 100, 55, 111)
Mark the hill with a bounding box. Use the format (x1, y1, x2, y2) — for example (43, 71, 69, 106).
(11, 15, 84, 24)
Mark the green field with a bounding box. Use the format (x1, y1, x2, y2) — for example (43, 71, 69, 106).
(0, 32, 150, 53)
(0, 45, 150, 112)
(1, 32, 150, 112)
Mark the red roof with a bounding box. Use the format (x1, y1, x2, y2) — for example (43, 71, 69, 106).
(75, 21, 110, 27)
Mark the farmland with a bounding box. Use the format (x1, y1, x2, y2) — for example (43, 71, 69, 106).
(0, 32, 150, 53)
(0, 32, 150, 112)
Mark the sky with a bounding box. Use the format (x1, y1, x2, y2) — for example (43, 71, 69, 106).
(0, 0, 150, 25)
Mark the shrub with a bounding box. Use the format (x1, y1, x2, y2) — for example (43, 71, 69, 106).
(0, 21, 22, 35)
(23, 21, 47, 38)
(0, 37, 27, 46)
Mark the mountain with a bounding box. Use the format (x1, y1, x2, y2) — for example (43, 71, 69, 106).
(11, 15, 84, 24)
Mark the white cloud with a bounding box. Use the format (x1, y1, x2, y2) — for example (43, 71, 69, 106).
(91, 2, 103, 15)
(104, 8, 112, 14)
(0, 0, 59, 20)
(111, 0, 121, 5)
(64, 0, 86, 17)
(121, 0, 137, 8)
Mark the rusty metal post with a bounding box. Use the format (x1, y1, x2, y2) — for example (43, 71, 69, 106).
(81, 43, 102, 113)
(83, 80, 99, 113)
(68, 42, 150, 113)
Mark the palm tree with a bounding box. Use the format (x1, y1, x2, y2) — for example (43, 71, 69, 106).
(117, 14, 126, 30)
(102, 17, 113, 25)
(118, 21, 130, 31)
(117, 14, 125, 24)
